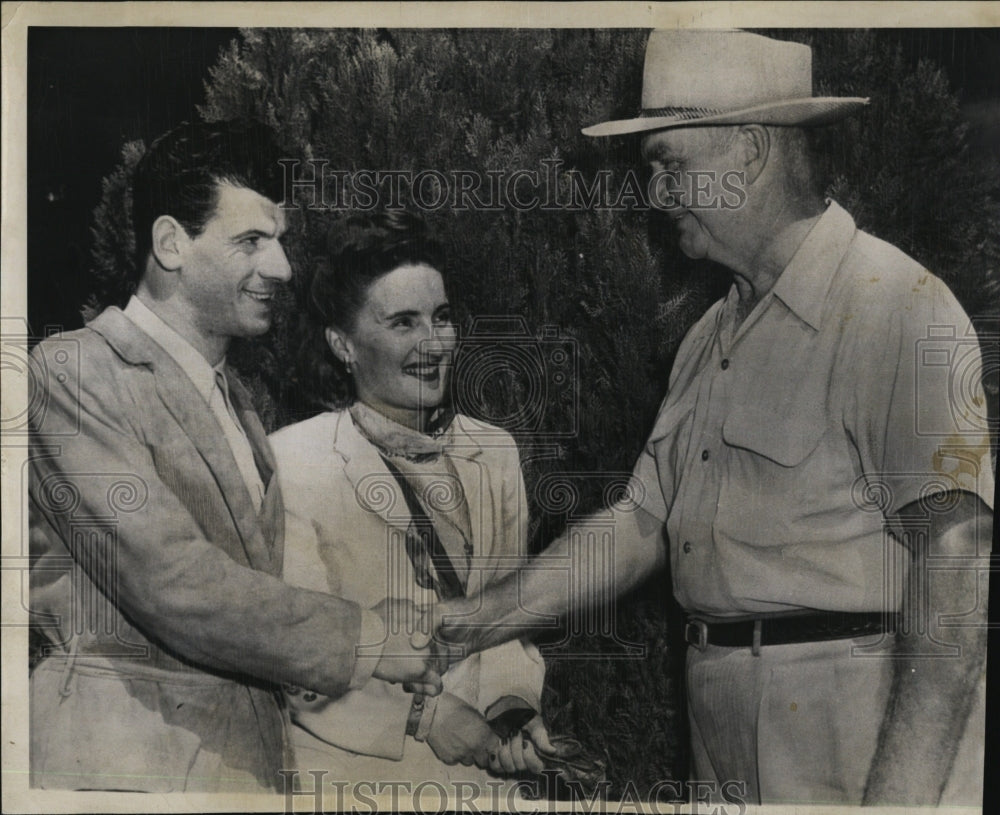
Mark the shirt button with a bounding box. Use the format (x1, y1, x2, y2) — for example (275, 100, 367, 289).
(701, 449, 710, 461)
(683, 541, 693, 553)
(721, 358, 730, 370)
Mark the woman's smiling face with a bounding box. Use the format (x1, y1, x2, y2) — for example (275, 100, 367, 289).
(329, 263, 457, 430)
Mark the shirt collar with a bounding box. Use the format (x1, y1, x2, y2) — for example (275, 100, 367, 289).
(122, 295, 222, 404)
(770, 200, 857, 331)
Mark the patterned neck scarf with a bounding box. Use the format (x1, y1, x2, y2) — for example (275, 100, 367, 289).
(349, 401, 473, 593)
(349, 400, 455, 462)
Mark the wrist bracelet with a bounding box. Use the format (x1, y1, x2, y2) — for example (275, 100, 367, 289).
(405, 694, 425, 738)
(413, 693, 439, 742)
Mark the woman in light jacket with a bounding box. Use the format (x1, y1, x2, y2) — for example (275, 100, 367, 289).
(270, 211, 551, 789)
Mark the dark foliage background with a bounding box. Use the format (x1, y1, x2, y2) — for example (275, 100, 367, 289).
(68, 28, 999, 795)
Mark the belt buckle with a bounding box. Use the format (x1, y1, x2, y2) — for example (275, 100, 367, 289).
(685, 618, 708, 650)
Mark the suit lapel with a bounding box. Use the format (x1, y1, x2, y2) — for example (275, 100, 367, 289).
(337, 411, 490, 546)
(336, 413, 413, 535)
(89, 309, 275, 572)
(446, 419, 487, 557)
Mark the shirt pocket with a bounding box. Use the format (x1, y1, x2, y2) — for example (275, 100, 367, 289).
(722, 405, 824, 467)
(647, 395, 699, 511)
(716, 404, 830, 547)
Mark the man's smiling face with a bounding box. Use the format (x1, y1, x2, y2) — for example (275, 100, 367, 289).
(177, 181, 292, 344)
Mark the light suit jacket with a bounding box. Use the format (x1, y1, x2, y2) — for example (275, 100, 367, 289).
(270, 410, 545, 768)
(29, 308, 373, 792)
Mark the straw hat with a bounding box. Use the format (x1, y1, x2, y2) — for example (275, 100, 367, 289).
(583, 30, 868, 138)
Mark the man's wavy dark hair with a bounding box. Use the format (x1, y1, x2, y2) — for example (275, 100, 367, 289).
(131, 118, 284, 281)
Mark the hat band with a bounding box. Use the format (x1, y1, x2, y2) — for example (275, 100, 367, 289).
(639, 106, 724, 120)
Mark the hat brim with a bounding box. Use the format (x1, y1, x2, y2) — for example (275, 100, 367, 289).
(581, 97, 870, 138)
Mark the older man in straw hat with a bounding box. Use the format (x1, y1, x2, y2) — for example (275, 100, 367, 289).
(438, 30, 992, 806)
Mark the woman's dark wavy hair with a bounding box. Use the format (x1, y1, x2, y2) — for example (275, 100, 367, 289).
(299, 210, 446, 409)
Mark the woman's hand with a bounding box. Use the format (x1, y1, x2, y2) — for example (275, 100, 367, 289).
(425, 693, 497, 767)
(488, 715, 555, 776)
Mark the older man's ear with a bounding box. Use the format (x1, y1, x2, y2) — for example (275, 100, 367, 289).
(736, 124, 771, 186)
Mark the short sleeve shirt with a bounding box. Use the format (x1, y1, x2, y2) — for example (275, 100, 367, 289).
(631, 201, 994, 616)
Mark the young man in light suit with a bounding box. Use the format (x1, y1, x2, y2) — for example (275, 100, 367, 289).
(28, 120, 440, 793)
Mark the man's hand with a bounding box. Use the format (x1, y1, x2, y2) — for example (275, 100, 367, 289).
(418, 597, 479, 673)
(431, 593, 513, 659)
(425, 692, 498, 767)
(431, 505, 667, 660)
(370, 598, 443, 696)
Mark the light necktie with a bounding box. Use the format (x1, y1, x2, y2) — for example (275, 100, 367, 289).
(210, 368, 265, 513)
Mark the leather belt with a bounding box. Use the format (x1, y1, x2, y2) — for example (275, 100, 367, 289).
(684, 611, 895, 654)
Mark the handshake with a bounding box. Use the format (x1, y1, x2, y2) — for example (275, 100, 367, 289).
(364, 597, 552, 775)
(368, 596, 480, 695)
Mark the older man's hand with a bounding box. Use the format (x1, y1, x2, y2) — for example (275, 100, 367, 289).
(389, 597, 477, 672)
(428, 595, 498, 660)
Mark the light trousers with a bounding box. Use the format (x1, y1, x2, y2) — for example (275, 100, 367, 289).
(686, 636, 985, 806)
